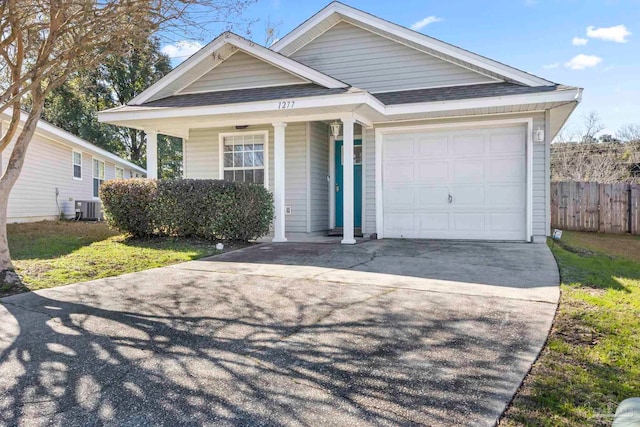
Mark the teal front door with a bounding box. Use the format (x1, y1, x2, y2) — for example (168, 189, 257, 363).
(335, 139, 362, 228)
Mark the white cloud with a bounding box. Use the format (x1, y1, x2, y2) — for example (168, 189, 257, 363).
(161, 40, 203, 59)
(572, 37, 588, 46)
(410, 16, 443, 31)
(586, 25, 631, 43)
(564, 54, 602, 70)
(543, 62, 560, 69)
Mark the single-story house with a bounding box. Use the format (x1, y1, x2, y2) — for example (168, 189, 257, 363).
(98, 1, 581, 243)
(1, 111, 146, 223)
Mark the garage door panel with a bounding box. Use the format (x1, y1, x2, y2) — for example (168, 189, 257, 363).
(384, 186, 416, 208)
(417, 161, 448, 182)
(418, 186, 449, 207)
(385, 161, 414, 183)
(383, 126, 526, 241)
(453, 160, 485, 182)
(452, 212, 486, 231)
(490, 212, 525, 232)
(451, 185, 485, 206)
(385, 138, 414, 158)
(453, 134, 485, 155)
(418, 213, 449, 231)
(490, 132, 526, 154)
(418, 137, 448, 157)
(489, 157, 524, 182)
(384, 213, 416, 235)
(488, 184, 525, 206)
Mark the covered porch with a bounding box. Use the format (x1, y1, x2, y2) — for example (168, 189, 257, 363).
(99, 96, 380, 244)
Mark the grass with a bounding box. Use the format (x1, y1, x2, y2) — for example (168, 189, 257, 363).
(4, 220, 228, 295)
(500, 231, 640, 426)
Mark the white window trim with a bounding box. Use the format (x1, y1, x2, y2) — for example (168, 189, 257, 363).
(374, 117, 534, 242)
(115, 166, 125, 180)
(218, 130, 270, 189)
(92, 158, 106, 199)
(72, 150, 82, 180)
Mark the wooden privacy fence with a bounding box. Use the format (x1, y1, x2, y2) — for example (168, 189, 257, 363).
(551, 182, 640, 234)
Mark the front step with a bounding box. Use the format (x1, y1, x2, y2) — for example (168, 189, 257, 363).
(328, 227, 363, 237)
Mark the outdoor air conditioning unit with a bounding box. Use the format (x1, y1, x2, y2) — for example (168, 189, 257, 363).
(75, 200, 103, 221)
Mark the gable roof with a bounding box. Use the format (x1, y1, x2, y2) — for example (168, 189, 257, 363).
(272, 1, 554, 87)
(129, 32, 348, 105)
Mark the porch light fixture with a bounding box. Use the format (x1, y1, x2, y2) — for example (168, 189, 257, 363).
(330, 120, 341, 137)
(534, 126, 545, 143)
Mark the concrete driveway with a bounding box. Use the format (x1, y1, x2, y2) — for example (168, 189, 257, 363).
(0, 239, 559, 426)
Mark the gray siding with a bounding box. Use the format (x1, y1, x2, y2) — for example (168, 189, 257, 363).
(179, 51, 306, 94)
(291, 21, 495, 93)
(4, 128, 138, 222)
(363, 112, 549, 240)
(310, 122, 329, 232)
(185, 123, 308, 233)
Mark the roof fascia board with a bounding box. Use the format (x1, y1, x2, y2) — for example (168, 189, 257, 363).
(130, 33, 347, 105)
(272, 2, 553, 87)
(2, 111, 146, 173)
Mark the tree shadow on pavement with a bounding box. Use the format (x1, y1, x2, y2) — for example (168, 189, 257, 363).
(0, 275, 546, 426)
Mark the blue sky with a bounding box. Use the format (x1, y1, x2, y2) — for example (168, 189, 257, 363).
(161, 0, 640, 136)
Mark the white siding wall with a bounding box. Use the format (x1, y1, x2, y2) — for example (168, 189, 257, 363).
(363, 112, 549, 240)
(309, 122, 329, 232)
(185, 123, 308, 233)
(179, 51, 306, 94)
(291, 21, 495, 93)
(4, 130, 138, 223)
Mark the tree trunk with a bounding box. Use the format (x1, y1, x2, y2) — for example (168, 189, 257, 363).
(0, 101, 44, 273)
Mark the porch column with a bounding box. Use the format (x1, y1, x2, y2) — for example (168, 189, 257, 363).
(341, 118, 356, 244)
(272, 122, 287, 243)
(146, 130, 158, 179)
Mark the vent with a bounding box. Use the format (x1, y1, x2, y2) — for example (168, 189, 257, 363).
(75, 200, 103, 221)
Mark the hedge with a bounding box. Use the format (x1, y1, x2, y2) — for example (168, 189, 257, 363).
(100, 179, 274, 241)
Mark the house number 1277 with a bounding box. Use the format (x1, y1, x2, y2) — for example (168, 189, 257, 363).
(278, 101, 295, 109)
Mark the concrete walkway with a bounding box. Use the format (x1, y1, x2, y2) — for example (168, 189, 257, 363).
(0, 239, 559, 426)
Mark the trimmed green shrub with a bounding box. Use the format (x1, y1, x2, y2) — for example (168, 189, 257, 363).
(100, 179, 157, 237)
(100, 179, 274, 241)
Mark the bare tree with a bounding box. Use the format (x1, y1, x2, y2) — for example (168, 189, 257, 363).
(617, 124, 640, 143)
(0, 0, 254, 283)
(580, 111, 605, 143)
(264, 17, 283, 47)
(551, 142, 633, 183)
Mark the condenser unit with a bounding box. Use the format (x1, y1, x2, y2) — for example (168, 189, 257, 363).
(75, 200, 103, 221)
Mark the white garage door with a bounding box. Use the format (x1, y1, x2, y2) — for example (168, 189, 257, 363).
(382, 125, 526, 240)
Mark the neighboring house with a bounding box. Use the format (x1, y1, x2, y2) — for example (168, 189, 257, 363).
(1, 111, 146, 223)
(99, 1, 581, 243)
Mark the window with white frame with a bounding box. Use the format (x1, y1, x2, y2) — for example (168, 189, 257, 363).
(73, 151, 82, 179)
(222, 133, 266, 185)
(93, 159, 105, 198)
(115, 166, 124, 179)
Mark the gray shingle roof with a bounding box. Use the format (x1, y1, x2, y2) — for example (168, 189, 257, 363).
(135, 84, 349, 108)
(373, 82, 561, 105)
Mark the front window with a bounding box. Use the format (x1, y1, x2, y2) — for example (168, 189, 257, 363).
(93, 159, 105, 198)
(73, 151, 82, 179)
(115, 166, 124, 180)
(222, 133, 265, 185)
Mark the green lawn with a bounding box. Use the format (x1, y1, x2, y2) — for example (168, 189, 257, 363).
(501, 231, 640, 426)
(4, 221, 227, 295)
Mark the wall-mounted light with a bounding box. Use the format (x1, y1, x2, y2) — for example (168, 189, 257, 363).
(534, 126, 545, 143)
(330, 120, 341, 137)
